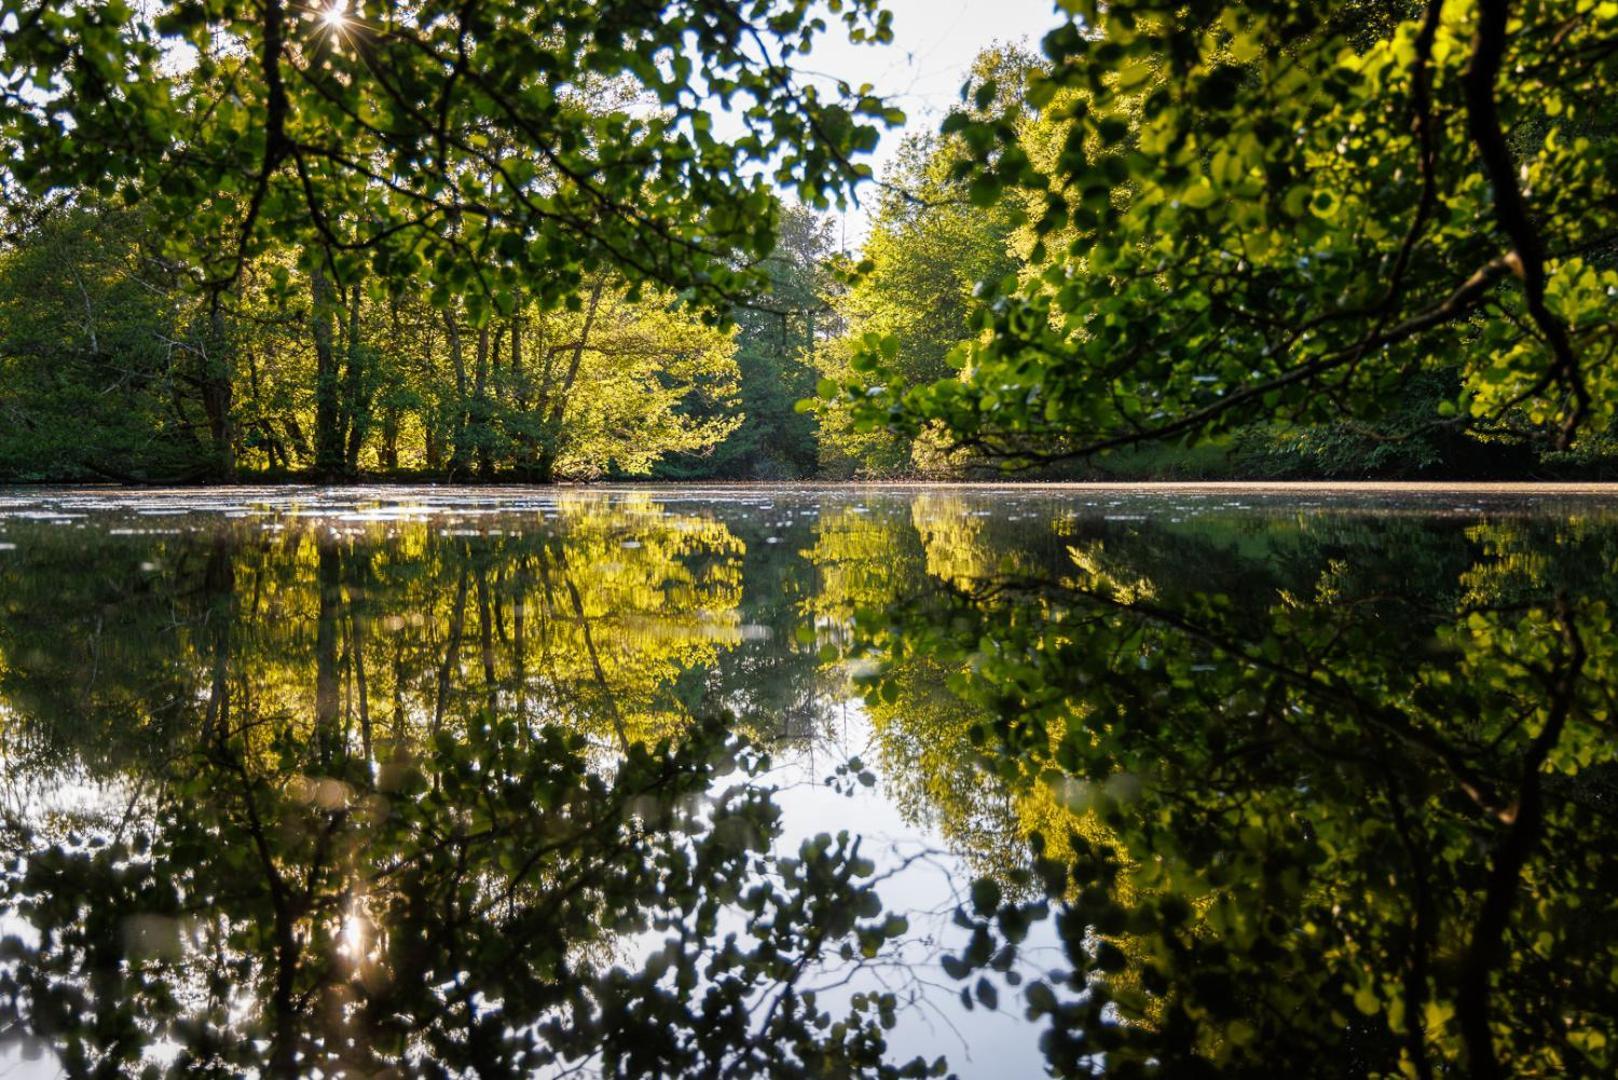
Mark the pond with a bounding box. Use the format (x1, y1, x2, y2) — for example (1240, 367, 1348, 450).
(0, 484, 1614, 1078)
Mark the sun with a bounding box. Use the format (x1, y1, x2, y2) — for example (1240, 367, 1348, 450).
(321, 2, 346, 29)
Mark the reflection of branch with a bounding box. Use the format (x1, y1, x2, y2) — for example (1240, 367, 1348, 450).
(431, 564, 469, 737)
(729, 837, 867, 1079)
(557, 542, 630, 752)
(204, 738, 301, 1073)
(1456, 597, 1585, 1080)
(968, 575, 1512, 817)
(1383, 771, 1438, 1080)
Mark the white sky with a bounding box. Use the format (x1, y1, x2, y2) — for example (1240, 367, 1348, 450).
(793, 0, 1067, 244)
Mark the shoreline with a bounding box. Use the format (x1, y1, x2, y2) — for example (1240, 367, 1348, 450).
(7, 479, 1618, 496)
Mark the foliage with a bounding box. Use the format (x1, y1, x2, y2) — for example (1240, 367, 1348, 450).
(1, 0, 895, 303)
(835, 0, 1618, 469)
(0, 207, 211, 479)
(0, 0, 902, 481)
(657, 204, 836, 480)
(813, 48, 1034, 477)
(1227, 371, 1519, 479)
(0, 203, 745, 480)
(830, 501, 1618, 1077)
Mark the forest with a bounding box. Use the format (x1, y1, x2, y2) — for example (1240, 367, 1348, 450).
(4, 3, 1618, 1076)
(1, 0, 1612, 483)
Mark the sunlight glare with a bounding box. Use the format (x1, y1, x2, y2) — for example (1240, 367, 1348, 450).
(340, 904, 371, 962)
(322, 2, 346, 30)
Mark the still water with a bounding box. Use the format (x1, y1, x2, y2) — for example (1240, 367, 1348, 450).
(0, 485, 1614, 1078)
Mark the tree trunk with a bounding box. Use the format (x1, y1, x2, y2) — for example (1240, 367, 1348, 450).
(381, 407, 400, 471)
(474, 323, 494, 479)
(243, 336, 289, 470)
(510, 310, 525, 409)
(283, 417, 311, 461)
(444, 308, 469, 476)
(342, 284, 371, 472)
(311, 259, 344, 479)
(315, 536, 342, 765)
(423, 318, 442, 472)
(202, 296, 237, 480)
(381, 298, 401, 470)
(535, 280, 604, 482)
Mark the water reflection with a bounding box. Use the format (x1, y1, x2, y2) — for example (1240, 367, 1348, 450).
(1, 486, 1616, 1077)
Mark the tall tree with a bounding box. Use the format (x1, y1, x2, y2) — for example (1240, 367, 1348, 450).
(660, 203, 838, 480)
(814, 46, 1035, 477)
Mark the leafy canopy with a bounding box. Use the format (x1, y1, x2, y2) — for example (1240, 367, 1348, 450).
(834, 0, 1618, 464)
(0, 0, 899, 311)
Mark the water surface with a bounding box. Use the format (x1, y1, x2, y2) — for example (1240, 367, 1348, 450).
(1, 485, 1614, 1077)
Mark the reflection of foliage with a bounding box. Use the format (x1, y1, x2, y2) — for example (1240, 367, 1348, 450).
(0, 716, 930, 1076)
(834, 505, 1618, 1077)
(0, 499, 943, 1078)
(7, 496, 1618, 1076)
(0, 494, 746, 769)
(814, 495, 1113, 886)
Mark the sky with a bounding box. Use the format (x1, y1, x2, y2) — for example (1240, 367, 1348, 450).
(790, 0, 1068, 243)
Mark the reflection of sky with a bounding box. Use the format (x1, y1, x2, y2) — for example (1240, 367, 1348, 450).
(0, 1042, 59, 1078)
(0, 767, 137, 1080)
(762, 705, 1058, 1078)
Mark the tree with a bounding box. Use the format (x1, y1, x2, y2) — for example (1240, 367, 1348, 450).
(515, 283, 743, 480)
(660, 203, 838, 480)
(1, 0, 896, 295)
(0, 209, 743, 481)
(813, 46, 1034, 477)
(0, 205, 219, 479)
(0, 0, 902, 481)
(836, 0, 1618, 468)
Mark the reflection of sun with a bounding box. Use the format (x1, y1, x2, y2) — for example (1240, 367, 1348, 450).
(339, 897, 376, 966)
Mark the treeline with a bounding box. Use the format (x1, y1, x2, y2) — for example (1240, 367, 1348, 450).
(3, 0, 1616, 482)
(6, 123, 1603, 484)
(0, 202, 833, 482)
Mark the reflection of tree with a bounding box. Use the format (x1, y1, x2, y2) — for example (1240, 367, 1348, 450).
(0, 499, 934, 1077)
(8, 498, 1618, 1076)
(1, 715, 926, 1075)
(690, 515, 839, 746)
(841, 508, 1618, 1077)
(804, 501, 1095, 886)
(0, 494, 747, 772)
